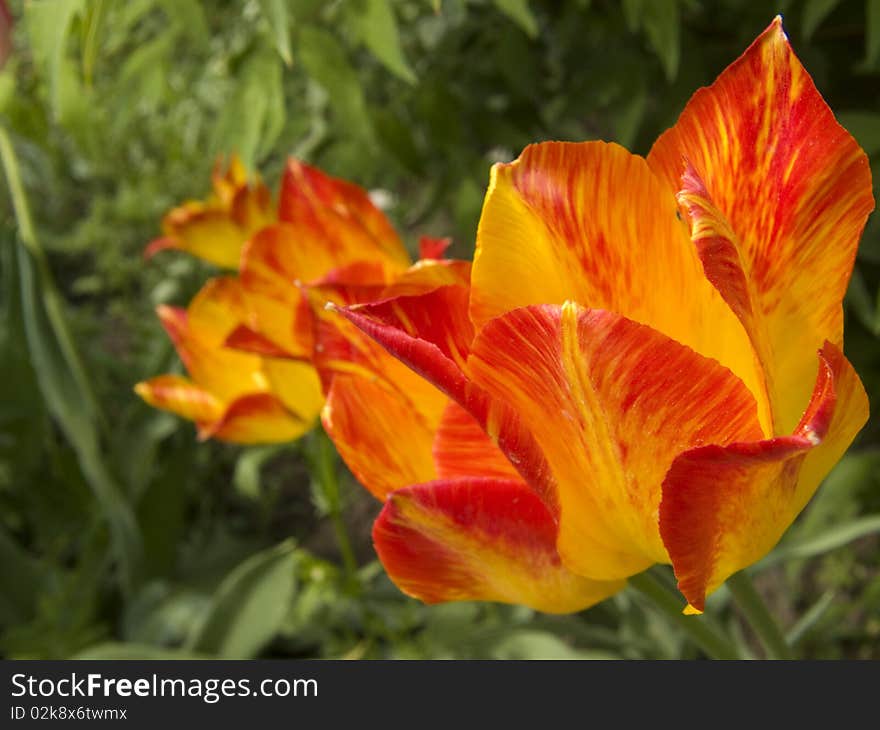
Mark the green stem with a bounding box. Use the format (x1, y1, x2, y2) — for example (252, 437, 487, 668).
(726, 571, 793, 660)
(628, 571, 741, 660)
(312, 430, 359, 591)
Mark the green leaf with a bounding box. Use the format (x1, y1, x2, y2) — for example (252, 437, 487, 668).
(73, 643, 211, 660)
(846, 267, 879, 334)
(212, 50, 286, 166)
(258, 0, 294, 66)
(641, 0, 680, 81)
(838, 111, 880, 156)
(0, 528, 45, 624)
(866, 0, 880, 69)
(785, 591, 836, 646)
(802, 0, 842, 41)
(297, 25, 374, 142)
(24, 0, 85, 120)
(157, 0, 209, 47)
(493, 0, 539, 38)
(187, 540, 299, 659)
(621, 0, 643, 31)
(490, 630, 620, 659)
(757, 514, 880, 570)
(350, 0, 417, 84)
(233, 445, 285, 500)
(80, 0, 107, 87)
(0, 128, 141, 590)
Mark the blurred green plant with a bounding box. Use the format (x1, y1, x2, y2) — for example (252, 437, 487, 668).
(0, 0, 878, 659)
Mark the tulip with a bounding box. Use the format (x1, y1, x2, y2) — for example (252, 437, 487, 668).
(334, 17, 873, 613)
(140, 156, 470, 447)
(134, 277, 322, 444)
(145, 155, 273, 269)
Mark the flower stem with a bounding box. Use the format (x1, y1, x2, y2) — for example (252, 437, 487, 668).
(311, 429, 359, 592)
(628, 570, 741, 660)
(726, 571, 793, 660)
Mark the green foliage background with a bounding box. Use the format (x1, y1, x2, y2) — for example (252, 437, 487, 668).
(0, 0, 879, 659)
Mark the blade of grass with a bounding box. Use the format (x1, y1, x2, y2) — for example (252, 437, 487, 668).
(0, 125, 141, 591)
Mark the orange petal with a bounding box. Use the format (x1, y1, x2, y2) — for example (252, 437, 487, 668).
(335, 288, 552, 506)
(374, 478, 624, 613)
(380, 259, 471, 299)
(648, 16, 874, 435)
(278, 159, 411, 276)
(224, 324, 299, 359)
(322, 375, 438, 500)
(432, 402, 520, 481)
(316, 300, 451, 436)
(466, 303, 765, 581)
(202, 393, 312, 444)
(660, 342, 868, 610)
(471, 140, 768, 432)
(133, 374, 224, 425)
(339, 284, 475, 372)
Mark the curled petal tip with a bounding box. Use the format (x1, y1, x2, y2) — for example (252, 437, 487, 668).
(143, 236, 178, 260)
(683, 604, 703, 616)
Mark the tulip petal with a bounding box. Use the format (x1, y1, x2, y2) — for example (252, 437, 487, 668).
(660, 342, 868, 610)
(471, 140, 768, 431)
(336, 288, 554, 507)
(279, 159, 411, 276)
(148, 157, 273, 269)
(322, 375, 438, 500)
(157, 303, 268, 403)
(261, 357, 324, 424)
(317, 306, 448, 421)
(432, 402, 520, 481)
(419, 235, 452, 260)
(466, 303, 765, 581)
(648, 16, 875, 435)
(380, 259, 471, 299)
(203, 393, 313, 444)
(373, 478, 624, 613)
(151, 208, 247, 269)
(133, 374, 224, 425)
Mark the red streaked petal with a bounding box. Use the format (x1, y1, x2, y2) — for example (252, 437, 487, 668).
(335, 288, 553, 510)
(648, 17, 874, 435)
(466, 303, 764, 581)
(279, 158, 411, 274)
(380, 259, 471, 299)
(224, 324, 297, 358)
(432, 402, 519, 481)
(341, 284, 474, 370)
(133, 374, 224, 424)
(322, 376, 438, 500)
(471, 140, 767, 430)
(660, 343, 869, 610)
(374, 478, 624, 613)
(419, 235, 452, 260)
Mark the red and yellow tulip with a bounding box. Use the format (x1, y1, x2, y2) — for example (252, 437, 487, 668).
(134, 277, 322, 443)
(331, 17, 873, 612)
(137, 156, 470, 446)
(145, 156, 274, 269)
